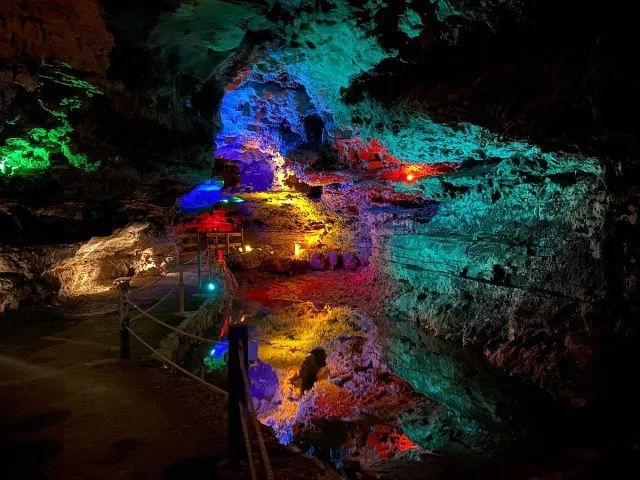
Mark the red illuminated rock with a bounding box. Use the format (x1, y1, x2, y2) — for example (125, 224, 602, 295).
(0, 0, 113, 74)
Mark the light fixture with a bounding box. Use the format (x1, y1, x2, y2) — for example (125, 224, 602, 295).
(244, 245, 253, 253)
(406, 174, 414, 181)
(294, 243, 301, 257)
(206, 282, 216, 292)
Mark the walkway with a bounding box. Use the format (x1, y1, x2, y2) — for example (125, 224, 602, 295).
(0, 270, 336, 479)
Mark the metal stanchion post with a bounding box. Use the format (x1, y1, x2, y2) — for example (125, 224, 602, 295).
(116, 279, 131, 360)
(228, 323, 249, 467)
(197, 248, 202, 293)
(179, 265, 185, 314)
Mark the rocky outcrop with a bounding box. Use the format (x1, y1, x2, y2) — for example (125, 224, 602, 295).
(0, 244, 75, 312)
(51, 223, 177, 296)
(366, 150, 607, 406)
(0, 0, 113, 74)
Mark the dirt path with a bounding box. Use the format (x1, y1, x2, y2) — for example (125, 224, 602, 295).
(0, 269, 231, 480)
(0, 272, 336, 480)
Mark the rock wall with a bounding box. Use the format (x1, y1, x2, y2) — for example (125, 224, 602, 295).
(51, 223, 177, 297)
(0, 243, 76, 311)
(0, 0, 113, 74)
(367, 150, 608, 407)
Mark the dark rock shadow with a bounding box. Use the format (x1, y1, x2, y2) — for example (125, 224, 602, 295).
(12, 409, 72, 434)
(165, 456, 220, 480)
(0, 438, 61, 478)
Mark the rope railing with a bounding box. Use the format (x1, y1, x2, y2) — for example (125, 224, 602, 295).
(239, 405, 259, 480)
(115, 242, 274, 478)
(125, 325, 228, 397)
(129, 285, 178, 322)
(238, 343, 274, 480)
(129, 301, 219, 344)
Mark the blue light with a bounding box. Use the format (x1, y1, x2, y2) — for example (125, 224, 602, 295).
(179, 179, 227, 212)
(209, 340, 229, 360)
(206, 282, 217, 292)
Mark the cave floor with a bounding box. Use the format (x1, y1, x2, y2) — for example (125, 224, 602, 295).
(0, 273, 336, 480)
(0, 303, 228, 480)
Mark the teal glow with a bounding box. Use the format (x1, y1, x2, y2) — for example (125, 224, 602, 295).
(150, 0, 272, 81)
(398, 8, 424, 38)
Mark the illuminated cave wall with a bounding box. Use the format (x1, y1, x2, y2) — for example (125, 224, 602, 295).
(149, 0, 616, 409)
(0, 68, 102, 176)
(2, 0, 634, 424)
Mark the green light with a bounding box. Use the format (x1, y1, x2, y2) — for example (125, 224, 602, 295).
(1, 66, 102, 177)
(0, 122, 98, 177)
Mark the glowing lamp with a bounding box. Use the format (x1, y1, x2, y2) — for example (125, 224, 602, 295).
(244, 245, 253, 253)
(294, 243, 301, 257)
(206, 282, 217, 292)
(406, 174, 414, 181)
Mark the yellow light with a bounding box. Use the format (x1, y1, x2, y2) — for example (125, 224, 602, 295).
(294, 243, 301, 257)
(240, 315, 245, 323)
(244, 245, 253, 253)
(406, 174, 414, 181)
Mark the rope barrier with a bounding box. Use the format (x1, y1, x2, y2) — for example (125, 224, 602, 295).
(239, 344, 274, 480)
(181, 253, 200, 265)
(239, 404, 259, 480)
(129, 302, 219, 344)
(117, 246, 273, 476)
(130, 275, 165, 295)
(125, 325, 228, 397)
(130, 286, 178, 322)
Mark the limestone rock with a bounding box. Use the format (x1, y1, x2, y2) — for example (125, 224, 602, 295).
(309, 252, 328, 271)
(259, 257, 292, 274)
(0, 0, 113, 74)
(51, 223, 177, 297)
(0, 244, 72, 312)
(343, 252, 360, 271)
(327, 251, 341, 270)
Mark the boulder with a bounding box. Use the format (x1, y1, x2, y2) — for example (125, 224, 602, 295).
(309, 252, 328, 271)
(327, 251, 341, 270)
(291, 259, 309, 275)
(0, 245, 70, 312)
(51, 223, 176, 296)
(342, 252, 360, 271)
(259, 257, 292, 274)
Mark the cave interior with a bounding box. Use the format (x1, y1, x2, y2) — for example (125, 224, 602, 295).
(1, 1, 639, 479)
